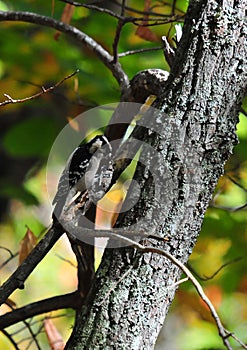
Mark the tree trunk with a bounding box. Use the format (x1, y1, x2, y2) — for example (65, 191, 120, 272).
(65, 0, 246, 349)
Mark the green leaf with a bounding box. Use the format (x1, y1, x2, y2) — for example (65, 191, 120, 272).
(3, 116, 59, 157)
(0, 184, 39, 205)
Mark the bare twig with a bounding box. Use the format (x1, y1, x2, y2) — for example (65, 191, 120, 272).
(168, 277, 189, 289)
(118, 46, 163, 57)
(22, 321, 43, 350)
(60, 0, 179, 19)
(188, 257, 242, 281)
(23, 320, 42, 350)
(225, 331, 247, 350)
(6, 300, 43, 350)
(113, 19, 124, 63)
(171, 0, 177, 16)
(226, 174, 247, 192)
(55, 253, 77, 268)
(211, 202, 247, 212)
(0, 11, 129, 92)
(0, 246, 15, 257)
(59, 0, 125, 20)
(23, 320, 41, 350)
(0, 291, 81, 330)
(1, 329, 20, 350)
(0, 247, 18, 269)
(0, 70, 79, 106)
(112, 0, 126, 63)
(0, 254, 19, 270)
(111, 0, 180, 18)
(132, 16, 184, 26)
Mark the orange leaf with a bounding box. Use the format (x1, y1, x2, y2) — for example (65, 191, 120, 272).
(61, 4, 75, 24)
(135, 26, 159, 42)
(51, 0, 55, 16)
(135, 0, 159, 42)
(44, 319, 64, 350)
(199, 285, 223, 310)
(19, 227, 37, 265)
(54, 4, 75, 40)
(67, 116, 80, 131)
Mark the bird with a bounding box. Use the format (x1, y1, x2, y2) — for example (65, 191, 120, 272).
(52, 135, 112, 221)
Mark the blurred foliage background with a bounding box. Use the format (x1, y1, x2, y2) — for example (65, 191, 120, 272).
(0, 1, 246, 349)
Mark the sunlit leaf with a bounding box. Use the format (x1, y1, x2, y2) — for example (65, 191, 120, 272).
(19, 226, 37, 264)
(135, 26, 159, 42)
(55, 4, 75, 40)
(44, 318, 65, 350)
(67, 116, 80, 132)
(135, 0, 159, 42)
(96, 182, 127, 229)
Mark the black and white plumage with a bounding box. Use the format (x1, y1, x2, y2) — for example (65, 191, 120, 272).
(52, 135, 112, 220)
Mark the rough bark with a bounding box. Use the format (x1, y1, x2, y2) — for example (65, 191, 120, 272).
(66, 0, 246, 349)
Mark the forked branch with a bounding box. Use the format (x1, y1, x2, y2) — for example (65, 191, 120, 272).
(0, 11, 129, 93)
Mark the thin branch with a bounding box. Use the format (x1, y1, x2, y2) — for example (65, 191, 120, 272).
(55, 253, 77, 268)
(0, 291, 81, 330)
(188, 257, 243, 281)
(225, 331, 247, 350)
(113, 19, 125, 63)
(0, 246, 15, 257)
(59, 0, 125, 20)
(3, 302, 45, 350)
(23, 320, 42, 350)
(111, 0, 126, 63)
(22, 321, 43, 350)
(0, 225, 64, 306)
(118, 45, 163, 57)
(0, 70, 79, 107)
(211, 202, 247, 212)
(0, 247, 18, 269)
(61, 222, 236, 350)
(111, 0, 179, 18)
(132, 15, 183, 26)
(59, 0, 184, 28)
(1, 329, 20, 350)
(6, 300, 43, 350)
(0, 11, 129, 92)
(168, 277, 189, 289)
(23, 320, 41, 350)
(226, 174, 247, 192)
(60, 0, 178, 18)
(171, 0, 177, 16)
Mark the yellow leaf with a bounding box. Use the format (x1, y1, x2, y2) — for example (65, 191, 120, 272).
(96, 182, 128, 229)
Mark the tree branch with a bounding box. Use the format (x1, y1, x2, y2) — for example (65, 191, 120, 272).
(1, 329, 20, 350)
(0, 225, 64, 306)
(0, 11, 129, 93)
(0, 70, 79, 106)
(0, 291, 81, 330)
